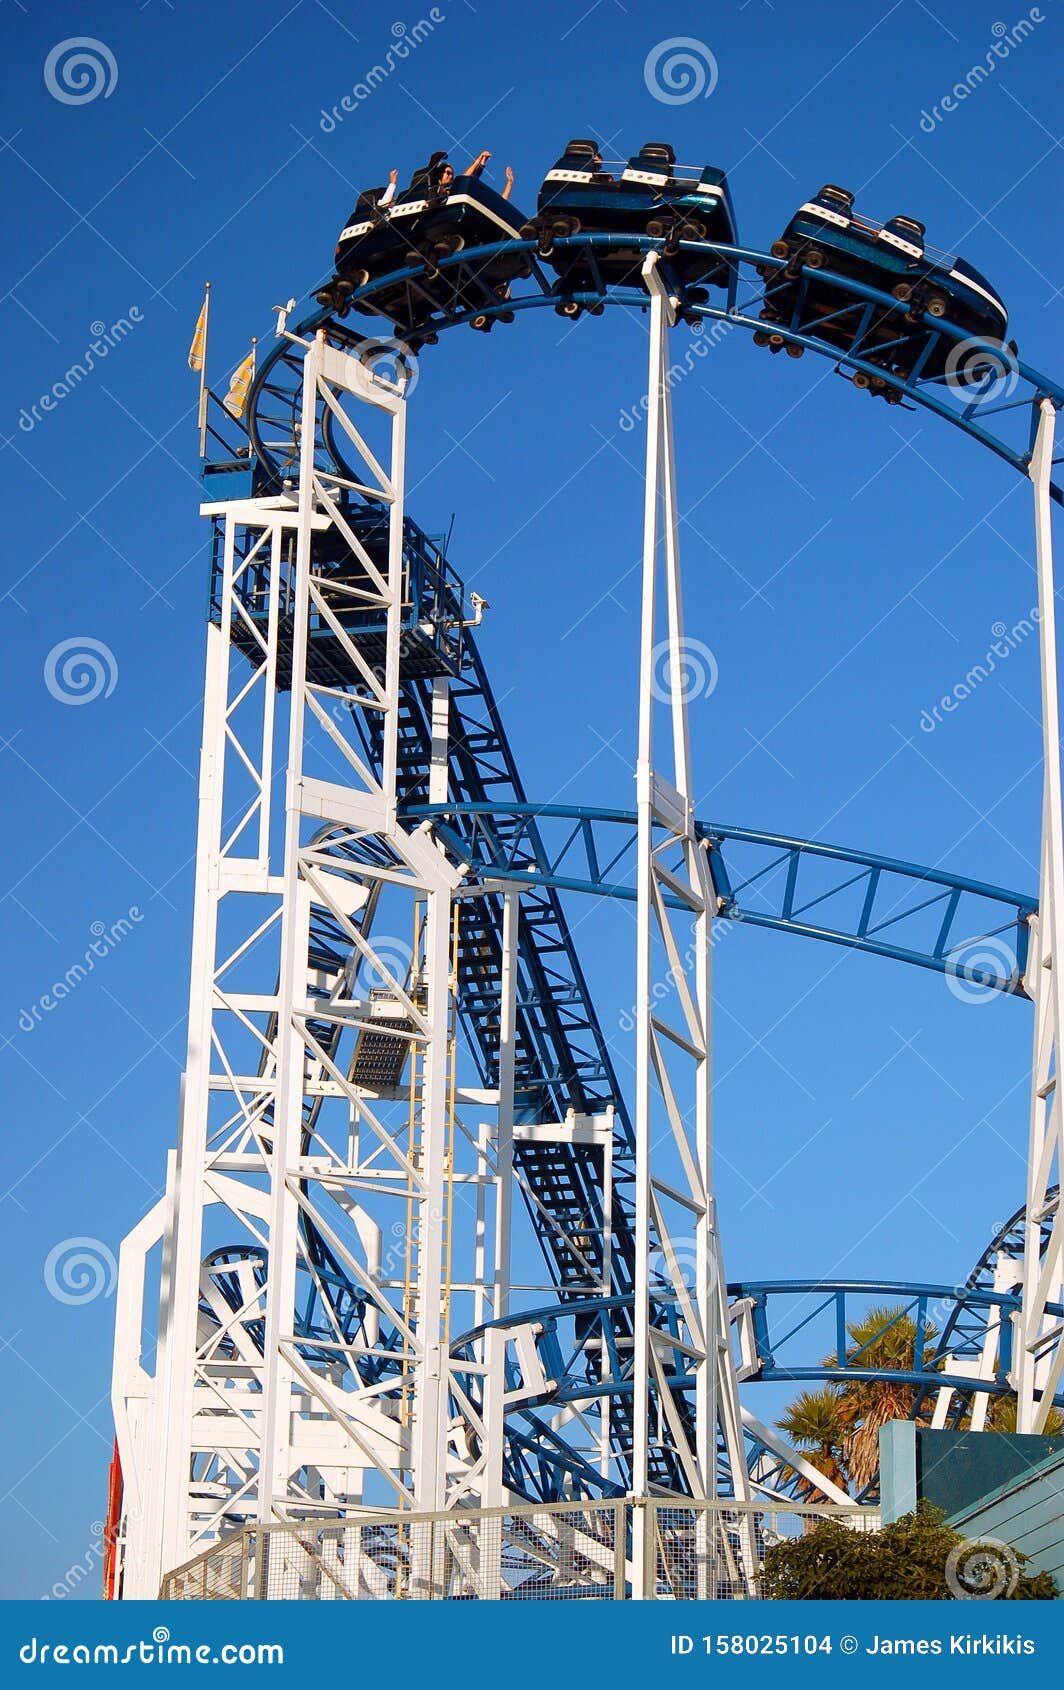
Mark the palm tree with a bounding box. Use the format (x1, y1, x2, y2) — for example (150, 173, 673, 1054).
(779, 1302, 1064, 1498)
(824, 1305, 937, 1493)
(776, 1387, 850, 1501)
(980, 1394, 1064, 1435)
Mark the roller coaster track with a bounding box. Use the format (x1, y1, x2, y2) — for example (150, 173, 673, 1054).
(244, 234, 1064, 502)
(196, 228, 1062, 1504)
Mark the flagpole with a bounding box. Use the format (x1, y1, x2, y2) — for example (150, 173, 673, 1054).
(196, 282, 211, 460)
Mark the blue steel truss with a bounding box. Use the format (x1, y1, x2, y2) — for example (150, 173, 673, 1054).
(240, 235, 1064, 506)
(400, 801, 1035, 996)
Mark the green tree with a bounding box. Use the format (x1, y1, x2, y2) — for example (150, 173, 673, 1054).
(827, 1305, 937, 1492)
(762, 1503, 1058, 1600)
(775, 1388, 850, 1502)
(778, 1303, 1064, 1497)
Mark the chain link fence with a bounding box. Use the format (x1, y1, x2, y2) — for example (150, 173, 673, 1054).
(159, 1497, 877, 1600)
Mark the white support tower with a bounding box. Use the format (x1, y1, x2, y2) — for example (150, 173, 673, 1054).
(1018, 400, 1064, 1430)
(631, 256, 750, 1580)
(112, 333, 469, 1596)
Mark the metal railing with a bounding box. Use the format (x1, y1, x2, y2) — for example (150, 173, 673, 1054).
(159, 1497, 878, 1601)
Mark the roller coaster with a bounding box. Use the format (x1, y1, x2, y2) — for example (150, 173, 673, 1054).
(109, 149, 1064, 1600)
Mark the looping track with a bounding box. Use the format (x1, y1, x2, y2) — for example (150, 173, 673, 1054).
(249, 233, 1064, 502)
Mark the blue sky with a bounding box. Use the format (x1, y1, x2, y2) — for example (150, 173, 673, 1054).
(0, 0, 1061, 1599)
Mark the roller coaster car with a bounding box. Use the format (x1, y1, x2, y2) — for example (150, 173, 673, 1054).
(757, 184, 1009, 389)
(527, 139, 737, 305)
(316, 172, 531, 336)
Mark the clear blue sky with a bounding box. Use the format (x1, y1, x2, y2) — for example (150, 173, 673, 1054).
(0, 0, 1060, 1599)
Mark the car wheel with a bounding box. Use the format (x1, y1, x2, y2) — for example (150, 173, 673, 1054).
(555, 300, 580, 318)
(646, 219, 666, 238)
(927, 294, 948, 317)
(785, 343, 804, 359)
(891, 281, 913, 303)
(852, 371, 871, 388)
(470, 314, 490, 332)
(770, 240, 790, 260)
(804, 246, 825, 269)
(752, 330, 771, 346)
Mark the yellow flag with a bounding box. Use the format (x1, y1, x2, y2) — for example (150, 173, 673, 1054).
(222, 346, 255, 419)
(187, 295, 208, 372)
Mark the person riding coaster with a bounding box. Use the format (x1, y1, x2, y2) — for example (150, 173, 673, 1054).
(524, 138, 738, 316)
(315, 149, 529, 337)
(756, 183, 1011, 396)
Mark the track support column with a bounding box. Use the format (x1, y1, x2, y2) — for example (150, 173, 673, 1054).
(1019, 399, 1064, 1431)
(631, 255, 750, 1592)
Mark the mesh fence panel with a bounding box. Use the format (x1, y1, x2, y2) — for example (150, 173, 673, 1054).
(159, 1499, 877, 1599)
(649, 1502, 880, 1600)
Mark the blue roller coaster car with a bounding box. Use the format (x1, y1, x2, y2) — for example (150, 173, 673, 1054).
(316, 165, 531, 337)
(757, 184, 1010, 391)
(525, 139, 737, 314)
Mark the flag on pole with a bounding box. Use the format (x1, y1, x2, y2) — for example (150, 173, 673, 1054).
(188, 286, 210, 372)
(222, 341, 256, 419)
